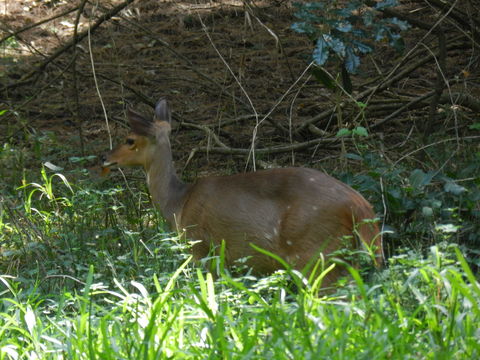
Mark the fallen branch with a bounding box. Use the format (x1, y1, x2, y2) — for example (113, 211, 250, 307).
(193, 137, 341, 155)
(181, 122, 230, 150)
(439, 92, 480, 113)
(372, 90, 480, 129)
(372, 91, 436, 128)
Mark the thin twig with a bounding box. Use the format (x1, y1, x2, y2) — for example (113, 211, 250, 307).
(427, 27, 447, 132)
(391, 136, 480, 168)
(181, 122, 229, 149)
(193, 136, 341, 155)
(198, 14, 260, 170)
(87, 3, 112, 149)
(244, 2, 295, 81)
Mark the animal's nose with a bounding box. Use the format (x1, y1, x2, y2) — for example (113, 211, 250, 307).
(100, 154, 107, 163)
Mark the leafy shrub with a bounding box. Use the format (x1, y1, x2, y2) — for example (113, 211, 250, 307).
(340, 149, 480, 268)
(292, 0, 410, 87)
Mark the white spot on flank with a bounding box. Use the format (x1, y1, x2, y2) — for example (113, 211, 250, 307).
(296, 255, 300, 260)
(312, 206, 318, 211)
(273, 228, 279, 236)
(309, 177, 315, 182)
(286, 205, 291, 210)
(287, 240, 293, 246)
(264, 235, 274, 246)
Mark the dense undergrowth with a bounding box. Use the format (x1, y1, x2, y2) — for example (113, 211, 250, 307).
(1, 128, 479, 359)
(1, 0, 479, 357)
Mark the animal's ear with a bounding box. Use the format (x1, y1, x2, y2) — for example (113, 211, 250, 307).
(127, 107, 152, 137)
(153, 97, 171, 123)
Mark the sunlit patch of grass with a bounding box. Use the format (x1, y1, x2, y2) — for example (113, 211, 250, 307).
(1, 246, 479, 359)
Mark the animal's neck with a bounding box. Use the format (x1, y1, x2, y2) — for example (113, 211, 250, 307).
(144, 141, 189, 227)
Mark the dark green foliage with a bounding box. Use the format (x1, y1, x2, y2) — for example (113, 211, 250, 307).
(292, 0, 409, 84)
(340, 147, 480, 267)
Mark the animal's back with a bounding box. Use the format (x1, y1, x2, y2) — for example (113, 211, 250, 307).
(178, 167, 380, 277)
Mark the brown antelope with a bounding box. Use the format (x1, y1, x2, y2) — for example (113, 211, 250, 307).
(102, 98, 382, 285)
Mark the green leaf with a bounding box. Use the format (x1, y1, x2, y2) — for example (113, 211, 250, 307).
(336, 21, 352, 33)
(291, 21, 315, 34)
(409, 169, 433, 190)
(444, 181, 467, 195)
(313, 37, 329, 65)
(455, 247, 480, 296)
(24, 306, 36, 335)
(356, 101, 367, 109)
(390, 17, 410, 31)
(43, 161, 63, 171)
(336, 128, 351, 137)
(345, 47, 360, 74)
(422, 206, 434, 217)
(435, 224, 460, 233)
(341, 63, 353, 93)
(389, 33, 406, 52)
(345, 153, 363, 161)
(353, 126, 368, 137)
(376, 0, 398, 10)
(328, 36, 346, 57)
(469, 123, 480, 130)
(311, 66, 336, 89)
(352, 40, 373, 54)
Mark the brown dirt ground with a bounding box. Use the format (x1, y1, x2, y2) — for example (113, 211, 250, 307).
(1, 0, 479, 178)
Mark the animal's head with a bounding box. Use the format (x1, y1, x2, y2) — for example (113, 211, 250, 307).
(102, 98, 171, 172)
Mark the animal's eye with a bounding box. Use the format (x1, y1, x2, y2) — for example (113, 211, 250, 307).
(126, 138, 135, 146)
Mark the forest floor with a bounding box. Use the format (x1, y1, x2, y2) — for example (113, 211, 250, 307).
(2, 0, 476, 169)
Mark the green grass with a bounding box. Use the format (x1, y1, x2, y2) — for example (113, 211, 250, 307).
(1, 136, 480, 359)
(1, 246, 479, 359)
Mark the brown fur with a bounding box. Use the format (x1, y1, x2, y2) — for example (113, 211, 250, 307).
(103, 98, 383, 286)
